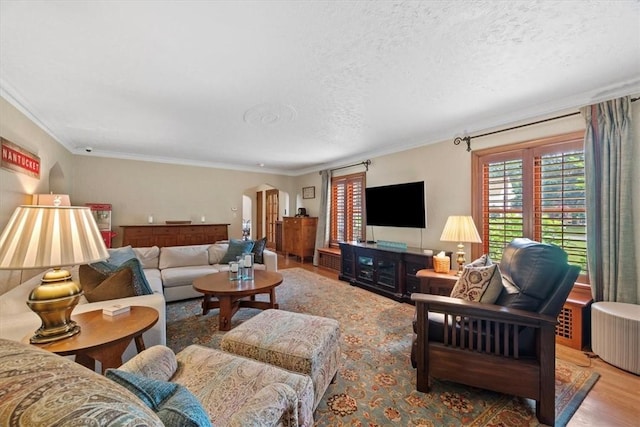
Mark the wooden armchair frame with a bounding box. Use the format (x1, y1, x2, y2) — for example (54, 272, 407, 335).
(411, 293, 560, 426)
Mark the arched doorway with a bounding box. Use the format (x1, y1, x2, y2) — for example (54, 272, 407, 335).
(244, 184, 289, 249)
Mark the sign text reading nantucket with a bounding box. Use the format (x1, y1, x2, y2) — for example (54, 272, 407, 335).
(1, 137, 40, 179)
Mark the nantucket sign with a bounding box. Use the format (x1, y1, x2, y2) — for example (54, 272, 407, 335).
(1, 137, 40, 179)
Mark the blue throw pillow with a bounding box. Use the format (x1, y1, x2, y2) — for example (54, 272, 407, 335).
(220, 239, 255, 264)
(251, 237, 268, 264)
(106, 369, 211, 427)
(89, 257, 153, 296)
(107, 245, 137, 266)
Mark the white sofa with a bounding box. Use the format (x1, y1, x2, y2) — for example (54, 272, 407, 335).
(0, 264, 166, 364)
(0, 241, 276, 365)
(136, 242, 278, 302)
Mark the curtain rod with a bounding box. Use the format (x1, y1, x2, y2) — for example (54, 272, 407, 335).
(454, 96, 640, 151)
(322, 159, 371, 174)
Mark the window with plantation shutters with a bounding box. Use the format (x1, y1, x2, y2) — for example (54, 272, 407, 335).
(472, 131, 588, 282)
(534, 145, 587, 271)
(483, 156, 524, 261)
(331, 172, 365, 245)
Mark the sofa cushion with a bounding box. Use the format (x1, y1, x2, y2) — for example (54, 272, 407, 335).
(89, 258, 153, 296)
(251, 237, 268, 264)
(220, 239, 255, 264)
(207, 243, 228, 265)
(133, 246, 161, 269)
(80, 264, 136, 302)
(106, 369, 211, 427)
(159, 245, 210, 269)
(161, 265, 219, 288)
(108, 245, 137, 265)
(450, 264, 503, 303)
(0, 338, 163, 426)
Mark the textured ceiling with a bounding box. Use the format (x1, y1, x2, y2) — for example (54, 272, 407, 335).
(1, 0, 639, 175)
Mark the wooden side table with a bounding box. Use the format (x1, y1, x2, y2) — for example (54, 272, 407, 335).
(415, 269, 459, 296)
(25, 306, 158, 373)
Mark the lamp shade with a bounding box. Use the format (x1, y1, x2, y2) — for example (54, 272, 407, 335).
(0, 205, 109, 269)
(440, 215, 482, 243)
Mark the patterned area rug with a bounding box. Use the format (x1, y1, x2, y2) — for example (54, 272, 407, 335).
(166, 268, 599, 427)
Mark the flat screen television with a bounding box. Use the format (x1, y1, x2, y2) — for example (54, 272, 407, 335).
(365, 181, 426, 228)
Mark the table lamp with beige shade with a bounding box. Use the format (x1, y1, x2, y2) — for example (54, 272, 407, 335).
(439, 215, 482, 276)
(0, 198, 109, 343)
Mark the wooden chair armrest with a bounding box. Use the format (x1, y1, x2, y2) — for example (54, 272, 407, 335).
(411, 293, 557, 327)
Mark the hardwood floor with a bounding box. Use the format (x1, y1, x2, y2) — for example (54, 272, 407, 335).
(277, 254, 640, 427)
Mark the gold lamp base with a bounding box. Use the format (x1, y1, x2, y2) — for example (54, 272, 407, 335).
(455, 243, 466, 276)
(27, 268, 83, 344)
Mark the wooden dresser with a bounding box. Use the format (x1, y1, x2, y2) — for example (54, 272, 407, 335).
(120, 223, 229, 247)
(283, 217, 318, 263)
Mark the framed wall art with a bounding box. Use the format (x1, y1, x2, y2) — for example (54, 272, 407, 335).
(302, 186, 315, 199)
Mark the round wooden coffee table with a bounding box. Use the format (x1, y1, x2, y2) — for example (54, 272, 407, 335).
(193, 270, 283, 331)
(25, 306, 158, 373)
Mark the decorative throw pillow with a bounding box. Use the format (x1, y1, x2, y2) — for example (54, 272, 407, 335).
(449, 264, 503, 303)
(105, 369, 211, 427)
(89, 258, 153, 296)
(81, 266, 136, 303)
(251, 237, 268, 264)
(79, 263, 110, 291)
(466, 253, 493, 267)
(220, 239, 255, 264)
(108, 245, 137, 265)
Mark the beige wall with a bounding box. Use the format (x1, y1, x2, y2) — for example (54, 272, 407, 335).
(1, 94, 639, 293)
(71, 156, 297, 246)
(0, 98, 76, 292)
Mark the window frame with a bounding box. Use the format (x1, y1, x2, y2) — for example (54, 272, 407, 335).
(471, 130, 588, 284)
(330, 171, 366, 246)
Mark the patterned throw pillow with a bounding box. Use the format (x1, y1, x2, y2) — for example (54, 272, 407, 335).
(105, 369, 211, 427)
(89, 258, 153, 296)
(450, 264, 503, 303)
(251, 237, 268, 264)
(220, 239, 255, 264)
(466, 253, 493, 267)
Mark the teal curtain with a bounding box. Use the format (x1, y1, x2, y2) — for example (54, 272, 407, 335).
(313, 170, 331, 266)
(581, 96, 637, 303)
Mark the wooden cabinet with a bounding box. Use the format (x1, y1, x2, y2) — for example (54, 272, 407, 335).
(120, 224, 229, 247)
(354, 246, 403, 299)
(283, 217, 317, 263)
(339, 242, 452, 302)
(415, 269, 459, 296)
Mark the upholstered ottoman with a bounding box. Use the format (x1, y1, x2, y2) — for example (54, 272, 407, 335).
(221, 309, 341, 409)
